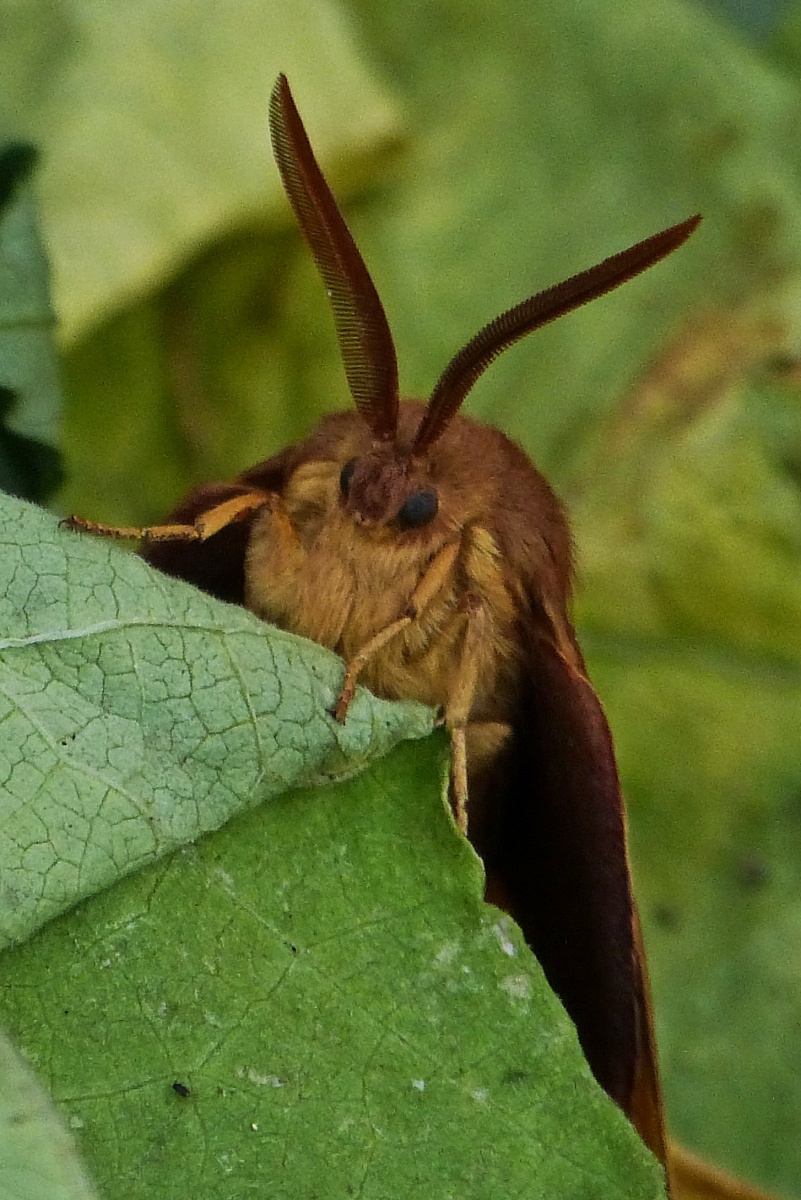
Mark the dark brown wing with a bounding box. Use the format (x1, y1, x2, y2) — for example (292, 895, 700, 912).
(142, 450, 293, 605)
(477, 628, 669, 1172)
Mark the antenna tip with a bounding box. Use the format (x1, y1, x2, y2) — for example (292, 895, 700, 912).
(674, 213, 702, 243)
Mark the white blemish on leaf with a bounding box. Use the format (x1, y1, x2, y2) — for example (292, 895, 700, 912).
(434, 940, 459, 966)
(245, 1067, 284, 1087)
(214, 866, 236, 891)
(492, 920, 517, 957)
(500, 974, 531, 1001)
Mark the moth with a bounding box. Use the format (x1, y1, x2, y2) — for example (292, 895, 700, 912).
(66, 74, 699, 1185)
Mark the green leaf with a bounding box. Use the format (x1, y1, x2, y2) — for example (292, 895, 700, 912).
(0, 738, 665, 1200)
(0, 496, 664, 1195)
(0, 491, 433, 950)
(0, 1028, 99, 1200)
(0, 0, 401, 346)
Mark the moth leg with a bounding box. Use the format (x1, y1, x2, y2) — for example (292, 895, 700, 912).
(449, 729, 470, 834)
(262, 492, 305, 558)
(332, 618, 413, 722)
(333, 540, 460, 722)
(62, 490, 270, 544)
(60, 515, 150, 540)
(444, 593, 489, 833)
(172, 491, 272, 541)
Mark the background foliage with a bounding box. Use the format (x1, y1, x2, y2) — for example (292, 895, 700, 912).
(1, 0, 800, 1195)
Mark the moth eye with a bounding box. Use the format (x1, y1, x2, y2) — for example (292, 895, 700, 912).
(397, 489, 439, 530)
(339, 458, 357, 497)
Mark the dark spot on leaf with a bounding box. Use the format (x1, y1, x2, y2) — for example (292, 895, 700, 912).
(172, 1081, 191, 1098)
(501, 1068, 529, 1085)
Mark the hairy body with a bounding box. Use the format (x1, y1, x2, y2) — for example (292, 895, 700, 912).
(245, 402, 576, 727)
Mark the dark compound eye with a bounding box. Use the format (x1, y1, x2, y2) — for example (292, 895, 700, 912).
(339, 458, 357, 497)
(397, 489, 439, 530)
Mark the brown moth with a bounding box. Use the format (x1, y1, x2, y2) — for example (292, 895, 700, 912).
(66, 75, 700, 1188)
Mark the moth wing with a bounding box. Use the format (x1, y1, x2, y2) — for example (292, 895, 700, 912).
(480, 623, 669, 1168)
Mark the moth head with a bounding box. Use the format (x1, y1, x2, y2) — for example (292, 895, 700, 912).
(269, 74, 700, 527)
(336, 446, 439, 531)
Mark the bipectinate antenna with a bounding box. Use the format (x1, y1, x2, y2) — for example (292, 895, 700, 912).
(413, 214, 701, 454)
(269, 75, 400, 442)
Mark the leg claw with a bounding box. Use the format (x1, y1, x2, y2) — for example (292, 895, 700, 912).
(332, 686, 354, 724)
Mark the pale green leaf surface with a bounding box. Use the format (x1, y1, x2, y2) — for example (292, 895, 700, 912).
(0, 491, 433, 951)
(0, 0, 401, 345)
(0, 739, 666, 1200)
(0, 1028, 98, 1200)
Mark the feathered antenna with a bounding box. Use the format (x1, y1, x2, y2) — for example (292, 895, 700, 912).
(413, 214, 701, 453)
(269, 75, 400, 441)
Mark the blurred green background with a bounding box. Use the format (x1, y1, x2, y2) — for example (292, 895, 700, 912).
(2, 0, 801, 1194)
